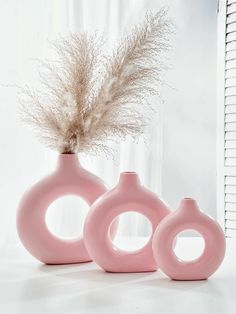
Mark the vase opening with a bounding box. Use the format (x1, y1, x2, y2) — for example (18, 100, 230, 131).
(61, 152, 75, 154)
(118, 172, 141, 188)
(179, 198, 199, 212)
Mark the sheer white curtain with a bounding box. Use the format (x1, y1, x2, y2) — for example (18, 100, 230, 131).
(0, 0, 163, 247)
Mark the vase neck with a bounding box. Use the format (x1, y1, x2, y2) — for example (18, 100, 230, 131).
(118, 172, 141, 189)
(178, 198, 200, 213)
(56, 154, 80, 171)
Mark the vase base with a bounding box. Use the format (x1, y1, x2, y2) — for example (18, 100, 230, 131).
(171, 277, 208, 281)
(105, 268, 158, 274)
(44, 259, 93, 265)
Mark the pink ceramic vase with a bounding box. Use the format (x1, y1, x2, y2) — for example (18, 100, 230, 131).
(152, 198, 226, 280)
(17, 154, 111, 264)
(84, 172, 171, 273)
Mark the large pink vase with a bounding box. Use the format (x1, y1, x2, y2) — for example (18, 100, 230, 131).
(152, 198, 226, 280)
(84, 172, 171, 273)
(16, 154, 109, 264)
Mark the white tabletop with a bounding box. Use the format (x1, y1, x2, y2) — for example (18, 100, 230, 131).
(0, 237, 235, 314)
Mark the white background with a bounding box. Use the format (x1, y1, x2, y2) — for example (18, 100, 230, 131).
(0, 0, 218, 246)
(159, 0, 217, 215)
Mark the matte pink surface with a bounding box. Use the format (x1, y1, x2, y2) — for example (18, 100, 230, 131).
(84, 172, 171, 273)
(152, 198, 226, 280)
(17, 154, 109, 264)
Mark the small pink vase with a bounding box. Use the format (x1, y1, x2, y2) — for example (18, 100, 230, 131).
(84, 172, 171, 273)
(152, 198, 226, 280)
(17, 153, 111, 264)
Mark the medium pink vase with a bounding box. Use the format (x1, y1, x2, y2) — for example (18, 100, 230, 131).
(17, 154, 111, 264)
(84, 172, 171, 273)
(152, 198, 226, 280)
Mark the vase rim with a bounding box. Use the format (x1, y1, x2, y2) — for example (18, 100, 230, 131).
(60, 152, 76, 155)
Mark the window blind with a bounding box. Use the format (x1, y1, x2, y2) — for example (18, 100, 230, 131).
(218, 0, 236, 237)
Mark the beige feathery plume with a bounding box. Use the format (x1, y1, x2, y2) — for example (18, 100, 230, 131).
(19, 10, 172, 155)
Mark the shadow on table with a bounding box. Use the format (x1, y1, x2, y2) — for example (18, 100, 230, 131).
(38, 262, 156, 283)
(0, 263, 230, 314)
(0, 263, 155, 303)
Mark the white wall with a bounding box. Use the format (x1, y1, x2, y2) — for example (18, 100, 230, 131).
(145, 0, 218, 217)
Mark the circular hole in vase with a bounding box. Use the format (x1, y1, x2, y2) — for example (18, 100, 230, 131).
(45, 195, 89, 240)
(173, 230, 205, 261)
(111, 211, 152, 252)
